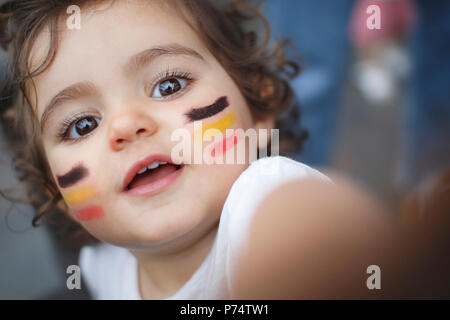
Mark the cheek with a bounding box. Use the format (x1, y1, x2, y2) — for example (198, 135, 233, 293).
(210, 132, 239, 159)
(72, 205, 105, 221)
(45, 143, 109, 221)
(55, 163, 89, 188)
(200, 162, 246, 208)
(218, 75, 255, 130)
(62, 185, 97, 205)
(51, 161, 106, 222)
(194, 112, 237, 141)
(62, 185, 106, 221)
(235, 102, 255, 131)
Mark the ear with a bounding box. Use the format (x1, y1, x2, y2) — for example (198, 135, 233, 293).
(257, 74, 275, 99)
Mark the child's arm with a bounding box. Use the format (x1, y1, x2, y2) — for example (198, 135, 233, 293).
(230, 174, 397, 299)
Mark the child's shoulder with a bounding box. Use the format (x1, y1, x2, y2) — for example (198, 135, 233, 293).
(226, 156, 331, 211)
(244, 155, 330, 181)
(221, 156, 330, 242)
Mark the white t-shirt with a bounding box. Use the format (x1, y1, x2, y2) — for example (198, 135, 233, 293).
(79, 156, 330, 299)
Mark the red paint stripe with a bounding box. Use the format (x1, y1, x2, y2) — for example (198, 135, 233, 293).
(211, 133, 238, 158)
(75, 205, 105, 221)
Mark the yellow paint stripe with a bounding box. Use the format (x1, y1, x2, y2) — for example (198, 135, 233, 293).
(194, 113, 236, 141)
(63, 186, 97, 205)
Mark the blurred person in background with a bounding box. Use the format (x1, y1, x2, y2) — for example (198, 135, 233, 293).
(266, 0, 450, 195)
(350, 0, 415, 106)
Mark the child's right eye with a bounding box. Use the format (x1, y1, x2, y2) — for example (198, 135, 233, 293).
(58, 115, 101, 142)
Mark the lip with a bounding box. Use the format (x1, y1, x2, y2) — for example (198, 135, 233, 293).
(122, 153, 184, 196)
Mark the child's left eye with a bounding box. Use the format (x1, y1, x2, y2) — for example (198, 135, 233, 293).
(151, 77, 188, 98)
(149, 70, 194, 99)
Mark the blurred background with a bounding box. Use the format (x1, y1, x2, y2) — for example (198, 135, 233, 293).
(1, 0, 449, 299)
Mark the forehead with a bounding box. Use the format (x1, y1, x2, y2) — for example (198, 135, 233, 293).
(29, 0, 211, 113)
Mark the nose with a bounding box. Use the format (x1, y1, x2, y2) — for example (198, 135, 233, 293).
(109, 110, 158, 151)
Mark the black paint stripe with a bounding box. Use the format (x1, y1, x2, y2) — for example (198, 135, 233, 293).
(57, 164, 89, 188)
(184, 96, 229, 122)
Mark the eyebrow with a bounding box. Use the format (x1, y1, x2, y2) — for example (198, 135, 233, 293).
(40, 44, 205, 132)
(40, 81, 97, 132)
(124, 44, 205, 76)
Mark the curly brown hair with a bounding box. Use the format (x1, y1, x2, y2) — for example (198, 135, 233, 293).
(0, 0, 306, 250)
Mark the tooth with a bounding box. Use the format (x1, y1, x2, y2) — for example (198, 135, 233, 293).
(160, 161, 167, 165)
(137, 167, 147, 174)
(148, 162, 159, 170)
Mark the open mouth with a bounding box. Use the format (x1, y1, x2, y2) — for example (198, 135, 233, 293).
(123, 154, 184, 196)
(126, 162, 182, 190)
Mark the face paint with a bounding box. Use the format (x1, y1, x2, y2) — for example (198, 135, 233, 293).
(63, 185, 97, 205)
(194, 112, 236, 141)
(56, 164, 89, 188)
(184, 96, 229, 122)
(74, 205, 105, 221)
(211, 132, 239, 158)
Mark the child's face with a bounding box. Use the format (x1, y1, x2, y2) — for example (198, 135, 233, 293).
(30, 1, 271, 248)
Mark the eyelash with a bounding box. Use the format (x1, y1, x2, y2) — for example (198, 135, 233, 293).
(56, 69, 195, 143)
